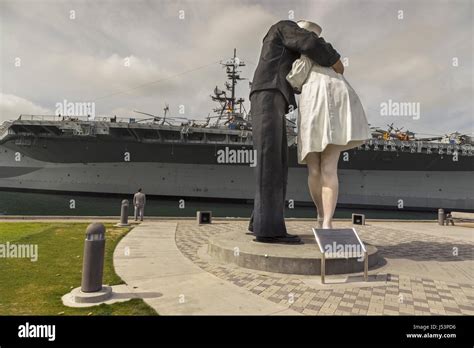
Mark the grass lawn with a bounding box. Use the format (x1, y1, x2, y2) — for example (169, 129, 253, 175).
(0, 222, 157, 315)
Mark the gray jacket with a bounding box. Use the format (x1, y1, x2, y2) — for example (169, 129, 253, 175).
(133, 192, 146, 207)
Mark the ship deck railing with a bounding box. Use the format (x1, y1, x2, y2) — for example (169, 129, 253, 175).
(0, 121, 12, 141)
(4, 115, 473, 155)
(15, 114, 250, 133)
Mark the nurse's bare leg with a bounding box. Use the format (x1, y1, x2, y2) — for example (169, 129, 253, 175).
(320, 145, 341, 229)
(305, 152, 324, 228)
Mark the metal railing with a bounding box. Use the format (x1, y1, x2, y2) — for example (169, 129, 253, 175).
(0, 121, 12, 141)
(16, 114, 188, 125)
(9, 115, 474, 153)
(17, 114, 130, 123)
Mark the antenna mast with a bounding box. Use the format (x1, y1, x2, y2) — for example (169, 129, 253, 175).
(211, 49, 247, 126)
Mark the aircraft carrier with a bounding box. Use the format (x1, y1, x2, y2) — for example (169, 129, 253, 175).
(0, 50, 473, 211)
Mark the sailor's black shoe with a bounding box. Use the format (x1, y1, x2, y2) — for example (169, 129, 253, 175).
(254, 235, 302, 244)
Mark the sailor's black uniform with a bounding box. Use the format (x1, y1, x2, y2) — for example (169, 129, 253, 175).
(248, 20, 340, 238)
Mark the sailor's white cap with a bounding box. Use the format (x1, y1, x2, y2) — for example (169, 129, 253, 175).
(297, 20, 322, 36)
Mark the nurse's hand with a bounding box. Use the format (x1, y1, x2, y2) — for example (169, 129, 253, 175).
(332, 59, 344, 74)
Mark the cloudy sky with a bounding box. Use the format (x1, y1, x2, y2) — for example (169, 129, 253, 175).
(0, 0, 472, 136)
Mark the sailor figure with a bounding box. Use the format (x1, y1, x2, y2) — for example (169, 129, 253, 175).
(248, 20, 342, 244)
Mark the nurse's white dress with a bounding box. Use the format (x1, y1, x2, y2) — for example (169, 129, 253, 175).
(287, 55, 371, 164)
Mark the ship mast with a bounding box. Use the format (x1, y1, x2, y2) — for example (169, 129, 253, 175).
(211, 49, 248, 128)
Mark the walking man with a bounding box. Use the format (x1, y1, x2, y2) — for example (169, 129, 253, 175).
(133, 188, 146, 221)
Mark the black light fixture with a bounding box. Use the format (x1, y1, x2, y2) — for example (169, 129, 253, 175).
(352, 213, 365, 225)
(197, 211, 212, 224)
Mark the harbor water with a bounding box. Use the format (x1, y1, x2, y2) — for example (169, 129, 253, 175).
(0, 190, 436, 219)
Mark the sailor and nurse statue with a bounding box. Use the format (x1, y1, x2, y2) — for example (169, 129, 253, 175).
(248, 19, 370, 244)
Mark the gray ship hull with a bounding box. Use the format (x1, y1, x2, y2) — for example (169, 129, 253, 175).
(1, 145, 472, 211)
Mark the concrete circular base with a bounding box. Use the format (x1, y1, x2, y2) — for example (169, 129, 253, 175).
(208, 230, 379, 275)
(62, 284, 151, 308)
(64, 285, 112, 304)
(70, 286, 112, 303)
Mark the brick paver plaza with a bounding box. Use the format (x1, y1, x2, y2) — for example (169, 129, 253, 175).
(174, 220, 474, 315)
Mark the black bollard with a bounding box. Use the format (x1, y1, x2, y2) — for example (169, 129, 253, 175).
(81, 223, 106, 292)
